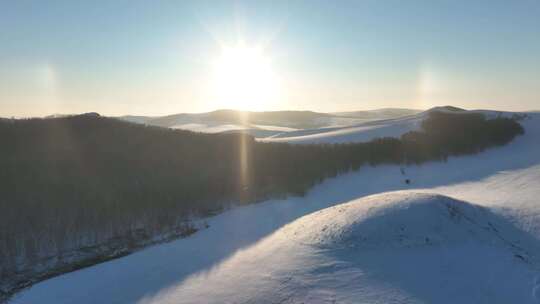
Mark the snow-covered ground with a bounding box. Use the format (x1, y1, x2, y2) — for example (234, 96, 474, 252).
(262, 107, 516, 144)
(169, 123, 297, 136)
(118, 108, 421, 139)
(144, 193, 540, 304)
(262, 113, 423, 144)
(10, 112, 540, 304)
(170, 123, 248, 133)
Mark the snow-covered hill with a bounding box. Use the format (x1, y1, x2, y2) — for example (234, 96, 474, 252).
(118, 108, 420, 137)
(283, 192, 528, 250)
(262, 112, 423, 144)
(10, 111, 540, 304)
(332, 107, 422, 119)
(263, 107, 519, 144)
(143, 193, 540, 304)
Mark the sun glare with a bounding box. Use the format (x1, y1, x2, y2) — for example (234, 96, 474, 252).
(210, 44, 281, 111)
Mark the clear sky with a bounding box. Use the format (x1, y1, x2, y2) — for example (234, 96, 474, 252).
(1, 0, 539, 117)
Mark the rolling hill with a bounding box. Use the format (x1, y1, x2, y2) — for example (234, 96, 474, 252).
(145, 193, 539, 304)
(118, 108, 422, 136)
(7, 109, 537, 304)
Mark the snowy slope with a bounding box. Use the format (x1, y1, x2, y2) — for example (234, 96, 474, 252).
(10, 112, 540, 304)
(262, 113, 424, 144)
(170, 123, 248, 133)
(262, 107, 519, 144)
(140, 193, 540, 304)
(118, 109, 420, 138)
(333, 107, 422, 119)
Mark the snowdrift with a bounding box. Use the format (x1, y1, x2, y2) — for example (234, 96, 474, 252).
(283, 192, 534, 251)
(136, 193, 540, 304)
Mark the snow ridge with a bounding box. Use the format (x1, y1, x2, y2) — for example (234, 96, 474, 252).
(284, 192, 536, 258)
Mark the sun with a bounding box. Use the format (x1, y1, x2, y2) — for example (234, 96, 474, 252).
(210, 43, 281, 111)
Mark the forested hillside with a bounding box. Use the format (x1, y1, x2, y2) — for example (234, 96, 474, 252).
(121, 109, 333, 129)
(0, 111, 524, 298)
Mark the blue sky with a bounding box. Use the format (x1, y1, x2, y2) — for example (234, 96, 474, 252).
(1, 0, 539, 116)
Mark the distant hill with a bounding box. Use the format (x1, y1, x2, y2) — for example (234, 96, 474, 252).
(118, 115, 155, 124)
(332, 108, 422, 119)
(119, 109, 331, 129)
(118, 108, 421, 133)
(427, 105, 466, 113)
